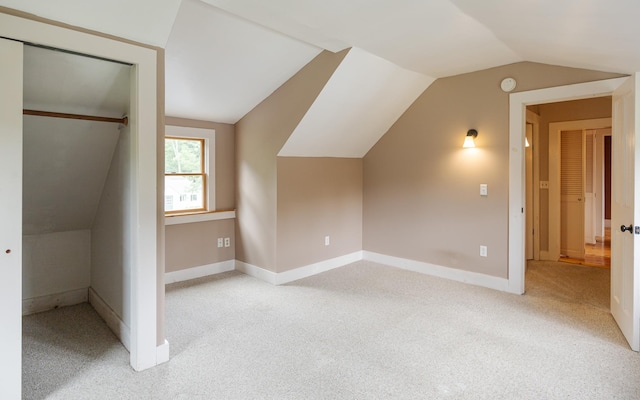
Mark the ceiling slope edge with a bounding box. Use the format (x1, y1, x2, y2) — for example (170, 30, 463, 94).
(278, 47, 434, 158)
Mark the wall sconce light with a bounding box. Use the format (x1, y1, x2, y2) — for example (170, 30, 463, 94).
(463, 129, 478, 148)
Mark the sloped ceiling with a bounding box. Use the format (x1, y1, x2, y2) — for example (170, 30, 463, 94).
(201, 0, 640, 76)
(23, 46, 129, 235)
(4, 0, 640, 157)
(165, 0, 321, 124)
(279, 48, 434, 157)
(201, 0, 522, 77)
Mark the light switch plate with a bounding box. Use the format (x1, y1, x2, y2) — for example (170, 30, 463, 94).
(480, 184, 488, 196)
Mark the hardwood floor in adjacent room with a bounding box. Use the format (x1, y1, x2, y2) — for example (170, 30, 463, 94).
(560, 227, 611, 268)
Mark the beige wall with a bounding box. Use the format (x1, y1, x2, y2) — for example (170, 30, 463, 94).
(276, 157, 362, 272)
(363, 62, 621, 279)
(235, 50, 348, 271)
(165, 219, 235, 272)
(163, 117, 236, 272)
(530, 97, 613, 251)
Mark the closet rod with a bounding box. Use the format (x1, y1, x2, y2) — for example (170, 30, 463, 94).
(23, 109, 128, 126)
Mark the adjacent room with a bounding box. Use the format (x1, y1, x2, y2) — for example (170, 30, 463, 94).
(1, 1, 640, 399)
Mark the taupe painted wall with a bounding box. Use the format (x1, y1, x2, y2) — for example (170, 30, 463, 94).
(163, 117, 236, 272)
(165, 220, 235, 272)
(276, 157, 362, 272)
(530, 97, 613, 251)
(363, 62, 621, 279)
(235, 50, 348, 271)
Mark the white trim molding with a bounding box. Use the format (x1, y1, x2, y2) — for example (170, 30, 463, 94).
(165, 210, 235, 226)
(235, 261, 278, 285)
(156, 340, 170, 365)
(165, 260, 235, 284)
(89, 288, 131, 352)
(363, 251, 509, 292)
(236, 251, 363, 285)
(22, 288, 88, 316)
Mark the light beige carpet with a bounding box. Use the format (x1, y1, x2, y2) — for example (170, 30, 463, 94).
(23, 260, 639, 399)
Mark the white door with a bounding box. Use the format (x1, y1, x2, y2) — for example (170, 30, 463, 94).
(611, 74, 640, 351)
(0, 38, 24, 399)
(560, 129, 585, 259)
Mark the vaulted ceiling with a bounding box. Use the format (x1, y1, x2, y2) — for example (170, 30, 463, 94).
(3, 0, 638, 154)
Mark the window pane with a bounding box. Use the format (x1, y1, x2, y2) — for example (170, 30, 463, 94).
(165, 138, 202, 173)
(165, 175, 204, 211)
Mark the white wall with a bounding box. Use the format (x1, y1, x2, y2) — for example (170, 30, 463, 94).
(91, 124, 132, 327)
(22, 230, 91, 300)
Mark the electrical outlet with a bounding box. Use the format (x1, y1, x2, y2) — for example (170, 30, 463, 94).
(480, 245, 488, 257)
(325, 236, 330, 246)
(217, 238, 223, 248)
(224, 237, 230, 247)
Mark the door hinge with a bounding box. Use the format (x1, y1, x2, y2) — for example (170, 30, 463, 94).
(635, 226, 640, 235)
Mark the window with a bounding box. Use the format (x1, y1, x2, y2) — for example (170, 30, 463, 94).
(165, 126, 215, 215)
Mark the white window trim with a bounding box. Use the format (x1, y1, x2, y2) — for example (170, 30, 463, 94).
(165, 125, 215, 214)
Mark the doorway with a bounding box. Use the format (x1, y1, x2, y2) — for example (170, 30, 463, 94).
(0, 13, 161, 398)
(22, 42, 132, 360)
(548, 116, 612, 268)
(508, 76, 639, 351)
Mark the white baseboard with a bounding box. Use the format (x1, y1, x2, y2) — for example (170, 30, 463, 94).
(363, 251, 510, 292)
(89, 287, 131, 352)
(276, 251, 363, 285)
(157, 339, 170, 365)
(165, 260, 235, 284)
(236, 251, 363, 285)
(235, 260, 278, 285)
(22, 288, 88, 316)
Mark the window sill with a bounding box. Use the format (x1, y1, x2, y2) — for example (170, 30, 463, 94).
(165, 210, 236, 225)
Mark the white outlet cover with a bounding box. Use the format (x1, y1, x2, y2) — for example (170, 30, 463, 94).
(480, 245, 488, 257)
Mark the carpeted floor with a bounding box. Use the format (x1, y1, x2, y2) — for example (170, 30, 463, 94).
(22, 260, 640, 399)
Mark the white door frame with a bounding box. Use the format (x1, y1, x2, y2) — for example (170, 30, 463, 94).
(0, 12, 162, 373)
(0, 38, 24, 400)
(526, 110, 541, 260)
(548, 118, 612, 261)
(508, 77, 627, 294)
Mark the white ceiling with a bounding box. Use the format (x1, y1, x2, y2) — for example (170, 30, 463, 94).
(165, 0, 321, 124)
(279, 48, 433, 158)
(4, 0, 640, 154)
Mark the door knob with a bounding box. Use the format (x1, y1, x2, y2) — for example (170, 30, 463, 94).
(621, 224, 634, 234)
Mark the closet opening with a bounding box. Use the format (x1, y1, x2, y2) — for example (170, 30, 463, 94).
(21, 43, 135, 385)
